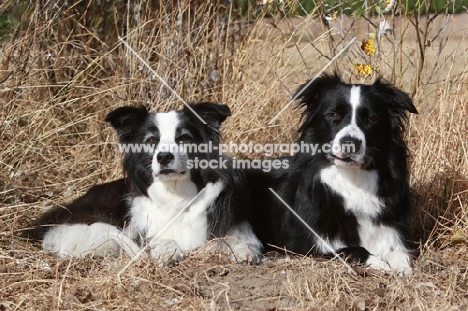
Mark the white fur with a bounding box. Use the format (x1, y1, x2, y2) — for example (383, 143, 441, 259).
(129, 180, 225, 265)
(320, 165, 412, 273)
(387, 249, 413, 275)
(321, 165, 382, 217)
(365, 255, 391, 271)
(152, 111, 190, 179)
(221, 221, 263, 264)
(149, 239, 186, 267)
(155, 111, 179, 140)
(43, 223, 140, 258)
(331, 86, 366, 167)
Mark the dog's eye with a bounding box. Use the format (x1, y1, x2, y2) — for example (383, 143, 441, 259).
(329, 112, 342, 121)
(366, 117, 377, 126)
(145, 137, 159, 144)
(178, 134, 192, 143)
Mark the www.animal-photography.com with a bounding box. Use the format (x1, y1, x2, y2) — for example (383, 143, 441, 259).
(1, 1, 467, 310)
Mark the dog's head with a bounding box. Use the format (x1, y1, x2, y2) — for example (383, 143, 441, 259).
(295, 72, 417, 169)
(105, 102, 231, 194)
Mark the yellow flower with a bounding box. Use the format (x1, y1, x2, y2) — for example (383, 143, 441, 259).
(381, 0, 395, 12)
(355, 63, 373, 76)
(331, 11, 338, 20)
(361, 38, 376, 55)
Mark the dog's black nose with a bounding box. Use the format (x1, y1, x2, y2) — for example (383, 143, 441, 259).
(157, 152, 174, 165)
(339, 136, 362, 154)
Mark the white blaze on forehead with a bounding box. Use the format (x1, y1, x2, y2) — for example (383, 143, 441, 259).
(349, 85, 361, 125)
(154, 111, 180, 145)
(343, 86, 363, 136)
(331, 85, 366, 164)
(151, 110, 189, 178)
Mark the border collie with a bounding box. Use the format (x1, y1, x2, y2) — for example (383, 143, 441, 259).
(26, 102, 262, 266)
(251, 73, 417, 275)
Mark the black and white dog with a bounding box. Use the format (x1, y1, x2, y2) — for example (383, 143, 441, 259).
(27, 102, 262, 266)
(251, 73, 417, 274)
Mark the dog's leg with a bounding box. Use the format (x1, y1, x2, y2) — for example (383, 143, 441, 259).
(43, 223, 140, 258)
(107, 228, 141, 256)
(360, 224, 413, 275)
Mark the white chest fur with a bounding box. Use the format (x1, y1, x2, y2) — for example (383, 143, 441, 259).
(129, 179, 224, 251)
(320, 166, 383, 218)
(319, 166, 408, 262)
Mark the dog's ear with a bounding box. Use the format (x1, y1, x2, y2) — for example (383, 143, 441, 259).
(373, 79, 418, 115)
(184, 102, 231, 127)
(372, 79, 417, 135)
(294, 72, 342, 108)
(294, 72, 342, 132)
(105, 106, 148, 142)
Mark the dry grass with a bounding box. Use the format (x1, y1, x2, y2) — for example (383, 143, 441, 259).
(1, 1, 468, 310)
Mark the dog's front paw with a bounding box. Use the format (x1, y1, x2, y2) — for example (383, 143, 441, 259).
(387, 250, 413, 276)
(229, 243, 263, 265)
(365, 255, 392, 272)
(149, 240, 186, 267)
(394, 266, 413, 276)
(220, 221, 263, 265)
(366, 252, 413, 276)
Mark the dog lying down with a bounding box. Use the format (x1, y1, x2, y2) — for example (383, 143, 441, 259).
(249, 73, 418, 275)
(26, 102, 263, 266)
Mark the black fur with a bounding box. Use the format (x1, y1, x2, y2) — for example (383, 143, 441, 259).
(26, 179, 129, 240)
(26, 102, 255, 253)
(251, 73, 417, 266)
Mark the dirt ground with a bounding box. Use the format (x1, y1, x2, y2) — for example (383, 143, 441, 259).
(2, 239, 468, 310)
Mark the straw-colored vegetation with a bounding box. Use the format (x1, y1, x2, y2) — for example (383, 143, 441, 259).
(1, 1, 467, 310)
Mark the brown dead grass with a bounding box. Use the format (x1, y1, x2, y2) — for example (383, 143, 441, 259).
(1, 1, 467, 310)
